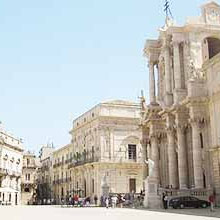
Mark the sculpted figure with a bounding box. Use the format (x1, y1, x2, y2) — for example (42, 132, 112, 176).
(145, 159, 155, 177)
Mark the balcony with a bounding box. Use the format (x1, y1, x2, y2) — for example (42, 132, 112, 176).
(158, 187, 212, 200)
(0, 168, 7, 176)
(65, 159, 73, 164)
(41, 166, 50, 172)
(53, 162, 62, 169)
(0, 169, 22, 177)
(68, 157, 99, 169)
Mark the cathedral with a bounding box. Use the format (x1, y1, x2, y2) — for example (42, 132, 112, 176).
(142, 1, 220, 208)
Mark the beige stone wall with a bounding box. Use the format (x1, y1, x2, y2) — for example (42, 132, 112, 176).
(0, 129, 23, 205)
(52, 144, 72, 202)
(68, 101, 143, 200)
(21, 153, 38, 205)
(142, 2, 220, 208)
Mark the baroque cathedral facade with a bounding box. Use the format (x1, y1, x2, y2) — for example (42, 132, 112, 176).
(142, 1, 220, 207)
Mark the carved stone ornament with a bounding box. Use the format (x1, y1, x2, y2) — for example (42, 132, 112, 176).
(188, 58, 206, 80)
(0, 137, 5, 145)
(206, 8, 220, 25)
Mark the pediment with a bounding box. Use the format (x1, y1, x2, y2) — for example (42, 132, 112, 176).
(201, 1, 220, 9)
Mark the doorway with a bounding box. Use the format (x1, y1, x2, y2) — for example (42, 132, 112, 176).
(129, 178, 136, 193)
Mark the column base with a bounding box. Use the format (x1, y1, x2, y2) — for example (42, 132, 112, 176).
(174, 89, 187, 105)
(144, 177, 161, 209)
(179, 185, 188, 190)
(165, 92, 173, 107)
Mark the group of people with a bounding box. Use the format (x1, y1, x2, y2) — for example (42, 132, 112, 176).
(61, 194, 97, 207)
(101, 194, 126, 208)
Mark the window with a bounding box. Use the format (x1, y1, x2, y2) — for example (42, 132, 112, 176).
(128, 145, 137, 160)
(200, 133, 204, 149)
(92, 179, 95, 194)
(203, 173, 206, 188)
(26, 174, 30, 181)
(24, 187, 30, 193)
(27, 159, 30, 166)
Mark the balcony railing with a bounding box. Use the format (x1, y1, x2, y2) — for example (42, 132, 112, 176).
(0, 168, 7, 176)
(0, 168, 22, 177)
(158, 187, 212, 200)
(53, 178, 71, 185)
(68, 157, 99, 169)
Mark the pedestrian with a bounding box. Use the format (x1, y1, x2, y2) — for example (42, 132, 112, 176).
(69, 195, 72, 207)
(162, 193, 165, 209)
(74, 194, 79, 206)
(111, 196, 117, 208)
(94, 195, 98, 206)
(105, 197, 109, 209)
(209, 193, 215, 212)
(164, 195, 168, 209)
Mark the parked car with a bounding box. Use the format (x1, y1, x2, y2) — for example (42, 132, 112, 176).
(169, 196, 210, 209)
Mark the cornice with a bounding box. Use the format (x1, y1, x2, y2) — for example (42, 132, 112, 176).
(209, 146, 220, 152)
(182, 96, 209, 106)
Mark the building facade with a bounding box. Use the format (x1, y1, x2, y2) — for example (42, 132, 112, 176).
(21, 152, 39, 205)
(0, 127, 23, 205)
(68, 100, 143, 201)
(52, 144, 72, 204)
(142, 1, 220, 208)
(36, 144, 54, 204)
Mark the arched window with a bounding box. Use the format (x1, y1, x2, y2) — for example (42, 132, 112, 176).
(203, 37, 220, 61)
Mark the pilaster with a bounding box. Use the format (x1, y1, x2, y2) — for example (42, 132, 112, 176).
(166, 113, 178, 189)
(175, 107, 189, 189)
(163, 39, 173, 106)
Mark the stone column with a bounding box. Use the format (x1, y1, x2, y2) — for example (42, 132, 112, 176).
(156, 64, 161, 101)
(149, 61, 156, 104)
(191, 119, 203, 188)
(164, 45, 171, 93)
(142, 140, 148, 180)
(173, 41, 182, 89)
(151, 135, 159, 183)
(164, 43, 173, 106)
(177, 126, 188, 189)
(167, 129, 178, 188)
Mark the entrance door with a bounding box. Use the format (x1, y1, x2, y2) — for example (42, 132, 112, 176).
(129, 178, 136, 193)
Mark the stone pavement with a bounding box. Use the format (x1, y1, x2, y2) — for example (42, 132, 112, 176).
(139, 207, 220, 219)
(0, 206, 219, 220)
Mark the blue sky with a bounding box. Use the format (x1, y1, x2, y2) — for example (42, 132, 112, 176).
(0, 0, 207, 152)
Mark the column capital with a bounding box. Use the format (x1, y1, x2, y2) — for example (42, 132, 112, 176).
(167, 125, 175, 135)
(176, 124, 187, 134)
(148, 60, 156, 68)
(150, 133, 159, 140)
(172, 40, 180, 47)
(189, 117, 209, 129)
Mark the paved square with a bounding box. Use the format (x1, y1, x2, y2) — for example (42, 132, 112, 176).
(0, 207, 218, 220)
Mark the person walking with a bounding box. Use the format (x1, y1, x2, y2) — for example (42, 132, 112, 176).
(164, 195, 168, 209)
(162, 193, 166, 209)
(74, 194, 79, 207)
(209, 193, 215, 212)
(111, 196, 117, 208)
(94, 195, 98, 206)
(105, 197, 109, 209)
